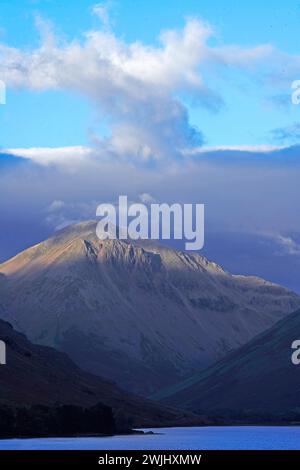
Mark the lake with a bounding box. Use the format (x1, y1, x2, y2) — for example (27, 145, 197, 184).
(0, 426, 299, 450)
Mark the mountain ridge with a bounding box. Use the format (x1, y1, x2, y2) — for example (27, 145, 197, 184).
(152, 308, 300, 418)
(1, 220, 299, 395)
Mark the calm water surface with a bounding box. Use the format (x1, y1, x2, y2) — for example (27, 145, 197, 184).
(0, 427, 299, 450)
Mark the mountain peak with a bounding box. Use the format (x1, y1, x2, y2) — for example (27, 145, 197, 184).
(1, 221, 299, 395)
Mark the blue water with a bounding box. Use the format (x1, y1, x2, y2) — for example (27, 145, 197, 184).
(0, 427, 299, 450)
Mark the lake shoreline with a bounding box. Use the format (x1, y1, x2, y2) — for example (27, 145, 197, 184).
(0, 426, 300, 450)
(0, 429, 156, 441)
(1, 423, 300, 442)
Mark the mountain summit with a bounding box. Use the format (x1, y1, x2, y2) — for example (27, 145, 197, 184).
(1, 221, 299, 395)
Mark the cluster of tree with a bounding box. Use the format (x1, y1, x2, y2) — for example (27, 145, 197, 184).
(0, 402, 115, 438)
(194, 408, 300, 425)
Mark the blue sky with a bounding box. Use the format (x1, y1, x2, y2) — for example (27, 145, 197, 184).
(0, 0, 300, 148)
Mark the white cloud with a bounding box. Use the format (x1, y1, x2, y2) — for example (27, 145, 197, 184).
(139, 193, 156, 204)
(210, 44, 275, 69)
(47, 200, 66, 212)
(92, 3, 111, 30)
(5, 144, 286, 170)
(184, 144, 284, 156)
(45, 199, 97, 230)
(270, 234, 300, 256)
(3, 143, 300, 235)
(0, 16, 284, 163)
(5, 146, 92, 166)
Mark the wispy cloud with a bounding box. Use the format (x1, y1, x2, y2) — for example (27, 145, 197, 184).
(265, 233, 300, 256)
(92, 2, 113, 30)
(271, 123, 300, 144)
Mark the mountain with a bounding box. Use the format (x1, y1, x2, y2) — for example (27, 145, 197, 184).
(0, 221, 299, 395)
(153, 309, 300, 419)
(0, 318, 200, 429)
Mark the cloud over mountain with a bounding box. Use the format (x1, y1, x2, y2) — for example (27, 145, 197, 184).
(0, 14, 283, 162)
(1, 8, 300, 293)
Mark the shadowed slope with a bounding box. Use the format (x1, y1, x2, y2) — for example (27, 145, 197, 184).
(0, 319, 201, 428)
(1, 221, 299, 395)
(153, 309, 300, 418)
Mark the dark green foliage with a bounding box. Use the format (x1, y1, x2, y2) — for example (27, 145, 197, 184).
(0, 402, 115, 438)
(0, 406, 14, 436)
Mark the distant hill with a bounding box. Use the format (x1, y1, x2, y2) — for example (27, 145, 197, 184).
(1, 220, 299, 395)
(153, 309, 300, 420)
(0, 318, 201, 430)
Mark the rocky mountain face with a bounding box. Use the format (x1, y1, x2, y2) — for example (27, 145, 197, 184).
(154, 309, 300, 419)
(0, 318, 199, 429)
(0, 221, 299, 395)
